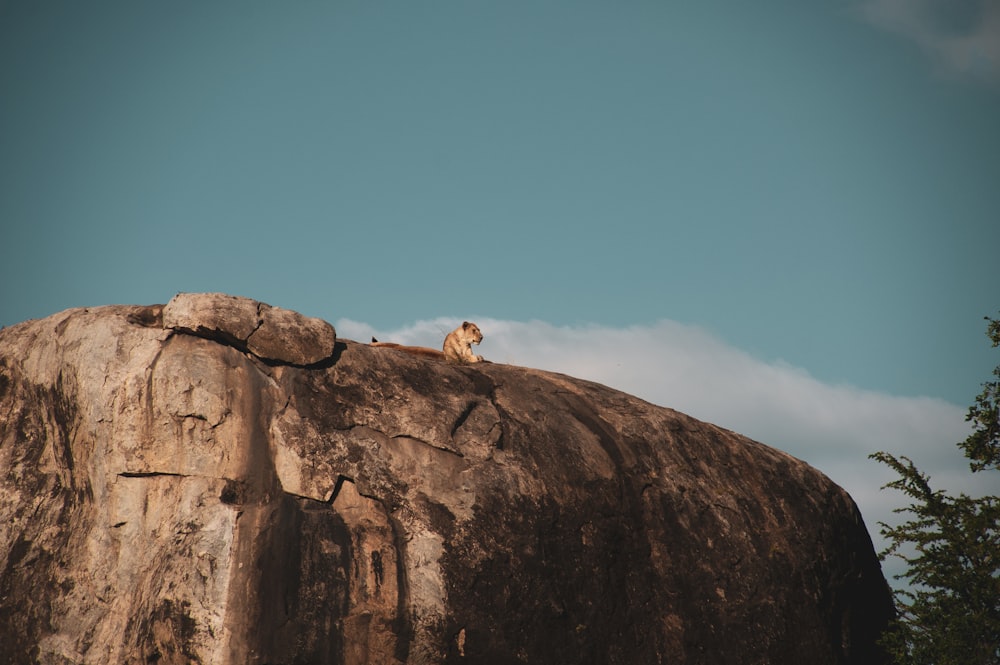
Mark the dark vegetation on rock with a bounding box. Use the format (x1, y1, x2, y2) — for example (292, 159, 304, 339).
(0, 293, 893, 664)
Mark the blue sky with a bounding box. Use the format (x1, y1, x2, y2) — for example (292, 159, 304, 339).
(2, 1, 998, 574)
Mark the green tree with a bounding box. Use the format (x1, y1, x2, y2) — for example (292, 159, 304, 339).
(870, 315, 1000, 665)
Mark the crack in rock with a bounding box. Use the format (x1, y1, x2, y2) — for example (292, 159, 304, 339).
(117, 471, 189, 479)
(391, 434, 464, 459)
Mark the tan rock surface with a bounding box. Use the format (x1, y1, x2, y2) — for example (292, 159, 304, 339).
(0, 296, 893, 664)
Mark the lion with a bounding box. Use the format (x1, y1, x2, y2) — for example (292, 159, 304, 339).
(369, 321, 485, 364)
(442, 321, 484, 364)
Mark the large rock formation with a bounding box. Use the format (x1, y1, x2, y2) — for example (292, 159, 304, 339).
(0, 293, 893, 664)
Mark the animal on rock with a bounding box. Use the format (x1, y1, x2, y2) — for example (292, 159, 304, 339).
(442, 321, 484, 364)
(369, 321, 486, 364)
(369, 338, 445, 360)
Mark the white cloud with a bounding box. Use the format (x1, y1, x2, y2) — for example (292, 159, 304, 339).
(336, 317, 981, 580)
(858, 0, 1000, 82)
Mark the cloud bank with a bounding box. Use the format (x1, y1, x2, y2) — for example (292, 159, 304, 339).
(337, 317, 980, 579)
(858, 0, 1000, 82)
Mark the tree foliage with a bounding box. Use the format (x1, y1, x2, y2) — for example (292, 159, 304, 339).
(871, 315, 1000, 665)
(960, 317, 1000, 473)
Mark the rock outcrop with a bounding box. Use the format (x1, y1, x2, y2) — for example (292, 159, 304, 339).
(0, 293, 893, 664)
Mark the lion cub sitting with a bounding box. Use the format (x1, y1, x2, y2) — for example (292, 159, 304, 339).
(370, 321, 486, 364)
(442, 321, 485, 364)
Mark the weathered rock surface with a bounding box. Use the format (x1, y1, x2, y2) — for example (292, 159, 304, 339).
(0, 294, 893, 664)
(162, 292, 336, 366)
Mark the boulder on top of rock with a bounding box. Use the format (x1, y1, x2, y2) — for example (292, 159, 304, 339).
(162, 292, 336, 366)
(162, 292, 261, 344)
(248, 302, 337, 366)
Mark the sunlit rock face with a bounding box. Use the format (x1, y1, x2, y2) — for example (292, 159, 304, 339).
(0, 293, 892, 664)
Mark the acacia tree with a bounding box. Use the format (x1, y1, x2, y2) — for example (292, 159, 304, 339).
(870, 315, 1000, 665)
